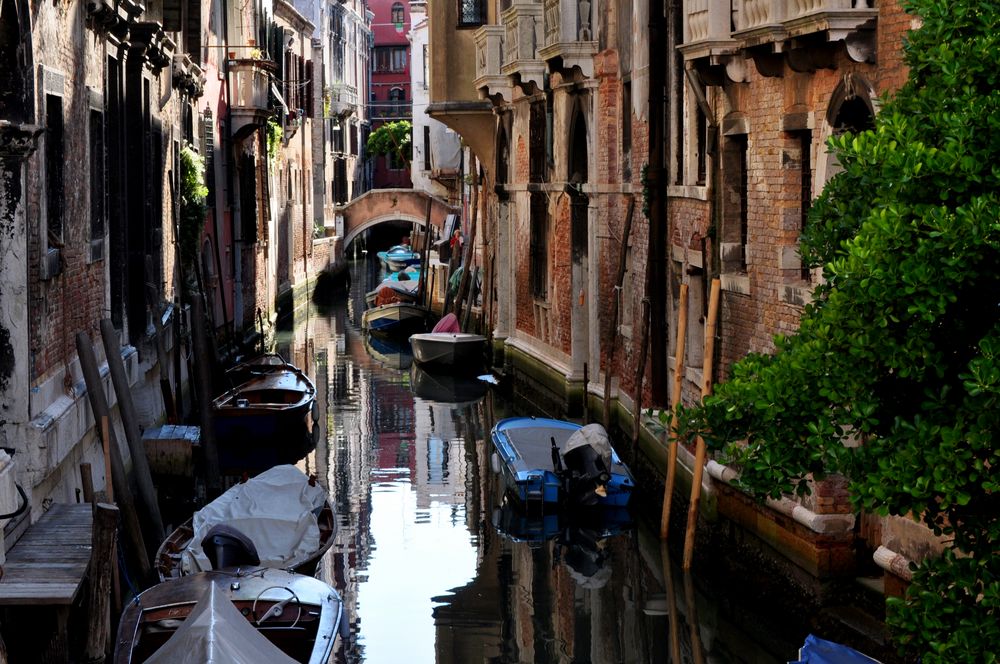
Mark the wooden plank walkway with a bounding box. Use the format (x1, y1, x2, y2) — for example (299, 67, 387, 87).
(0, 503, 93, 605)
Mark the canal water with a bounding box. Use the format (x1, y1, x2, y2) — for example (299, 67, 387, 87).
(272, 256, 811, 664)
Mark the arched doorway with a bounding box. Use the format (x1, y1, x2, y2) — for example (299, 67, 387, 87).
(817, 74, 877, 187)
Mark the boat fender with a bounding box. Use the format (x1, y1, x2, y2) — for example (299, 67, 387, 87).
(312, 400, 320, 422)
(490, 452, 501, 475)
(338, 605, 351, 639)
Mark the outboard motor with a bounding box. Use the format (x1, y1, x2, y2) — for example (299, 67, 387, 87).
(200, 524, 260, 570)
(559, 424, 614, 507)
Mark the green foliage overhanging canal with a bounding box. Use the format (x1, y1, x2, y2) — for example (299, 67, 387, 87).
(675, 1, 1000, 660)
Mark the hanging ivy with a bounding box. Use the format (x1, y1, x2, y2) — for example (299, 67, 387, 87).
(179, 145, 208, 271)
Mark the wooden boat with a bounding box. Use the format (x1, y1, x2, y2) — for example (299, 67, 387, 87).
(212, 357, 317, 474)
(361, 302, 431, 337)
(155, 465, 336, 581)
(364, 276, 420, 308)
(114, 567, 347, 664)
(376, 244, 420, 271)
(408, 313, 485, 369)
(490, 418, 635, 509)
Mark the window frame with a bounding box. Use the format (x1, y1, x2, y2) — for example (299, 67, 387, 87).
(457, 0, 487, 28)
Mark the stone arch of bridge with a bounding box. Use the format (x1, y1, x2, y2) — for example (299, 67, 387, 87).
(337, 188, 457, 247)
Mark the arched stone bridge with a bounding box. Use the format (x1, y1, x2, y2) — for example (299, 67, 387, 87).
(336, 189, 458, 247)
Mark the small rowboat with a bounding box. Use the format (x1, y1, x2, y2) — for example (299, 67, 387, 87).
(361, 301, 431, 337)
(155, 465, 336, 582)
(376, 244, 421, 271)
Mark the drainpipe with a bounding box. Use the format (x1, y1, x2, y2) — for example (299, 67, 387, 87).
(221, 0, 241, 348)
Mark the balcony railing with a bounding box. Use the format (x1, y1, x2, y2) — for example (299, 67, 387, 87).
(679, 0, 876, 62)
(500, 1, 545, 92)
(474, 25, 511, 101)
(326, 82, 358, 117)
(371, 101, 412, 121)
(229, 58, 275, 138)
(538, 0, 597, 76)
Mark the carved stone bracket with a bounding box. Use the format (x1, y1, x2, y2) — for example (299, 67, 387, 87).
(0, 122, 43, 160)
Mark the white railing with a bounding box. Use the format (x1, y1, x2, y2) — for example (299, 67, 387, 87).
(475, 26, 505, 81)
(543, 0, 592, 46)
(230, 59, 273, 111)
(733, 0, 786, 32)
(501, 1, 543, 68)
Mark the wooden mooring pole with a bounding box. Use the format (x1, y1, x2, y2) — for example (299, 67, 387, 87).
(190, 293, 222, 497)
(682, 278, 720, 570)
(83, 503, 119, 664)
(660, 283, 689, 539)
(99, 318, 165, 549)
(75, 331, 151, 583)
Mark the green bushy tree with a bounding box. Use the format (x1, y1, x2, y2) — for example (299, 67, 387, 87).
(679, 1, 1000, 660)
(366, 120, 412, 169)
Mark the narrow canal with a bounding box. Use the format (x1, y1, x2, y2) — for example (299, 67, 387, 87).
(271, 256, 814, 664)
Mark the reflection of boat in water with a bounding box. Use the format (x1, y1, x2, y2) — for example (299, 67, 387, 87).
(491, 501, 632, 589)
(212, 356, 318, 474)
(410, 363, 490, 404)
(363, 333, 413, 371)
(491, 418, 636, 508)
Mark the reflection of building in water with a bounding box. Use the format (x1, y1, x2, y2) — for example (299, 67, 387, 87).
(411, 400, 470, 512)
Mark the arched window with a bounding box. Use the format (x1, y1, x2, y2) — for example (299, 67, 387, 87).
(391, 2, 404, 24)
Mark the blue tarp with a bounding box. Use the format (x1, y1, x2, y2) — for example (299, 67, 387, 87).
(790, 634, 881, 664)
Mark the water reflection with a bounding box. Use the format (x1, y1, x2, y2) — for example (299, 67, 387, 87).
(272, 257, 801, 664)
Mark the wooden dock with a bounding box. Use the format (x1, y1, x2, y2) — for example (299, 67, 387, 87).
(0, 503, 93, 606)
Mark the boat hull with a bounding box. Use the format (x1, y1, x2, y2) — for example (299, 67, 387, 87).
(212, 365, 318, 475)
(408, 332, 486, 369)
(490, 417, 635, 509)
(362, 302, 430, 337)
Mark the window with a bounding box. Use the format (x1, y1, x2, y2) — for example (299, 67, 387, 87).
(797, 130, 812, 281)
(622, 81, 632, 180)
(530, 192, 548, 298)
(423, 125, 431, 170)
(45, 93, 65, 249)
(391, 2, 404, 25)
(529, 101, 545, 183)
(458, 0, 486, 27)
(720, 134, 748, 274)
(89, 109, 105, 262)
(422, 45, 428, 89)
(374, 46, 407, 73)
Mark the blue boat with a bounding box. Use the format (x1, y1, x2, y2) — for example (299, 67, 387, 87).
(790, 634, 881, 664)
(361, 301, 431, 337)
(376, 244, 421, 271)
(490, 418, 635, 509)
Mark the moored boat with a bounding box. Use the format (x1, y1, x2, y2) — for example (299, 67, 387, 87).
(408, 313, 486, 370)
(211, 359, 317, 474)
(376, 244, 421, 271)
(114, 567, 347, 664)
(154, 465, 336, 581)
(361, 301, 431, 337)
(490, 418, 635, 509)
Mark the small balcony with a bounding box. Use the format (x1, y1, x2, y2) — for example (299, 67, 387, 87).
(371, 101, 412, 121)
(474, 25, 511, 102)
(537, 0, 598, 77)
(326, 82, 358, 117)
(229, 58, 275, 139)
(678, 0, 737, 62)
(731, 0, 876, 48)
(500, 1, 545, 93)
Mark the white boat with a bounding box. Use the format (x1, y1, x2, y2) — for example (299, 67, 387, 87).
(408, 313, 486, 369)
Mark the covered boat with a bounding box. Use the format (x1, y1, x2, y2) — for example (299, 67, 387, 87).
(155, 465, 336, 581)
(361, 302, 431, 337)
(790, 635, 881, 664)
(114, 567, 346, 664)
(490, 418, 635, 508)
(364, 266, 422, 307)
(212, 358, 317, 474)
(376, 244, 421, 271)
(408, 313, 486, 370)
